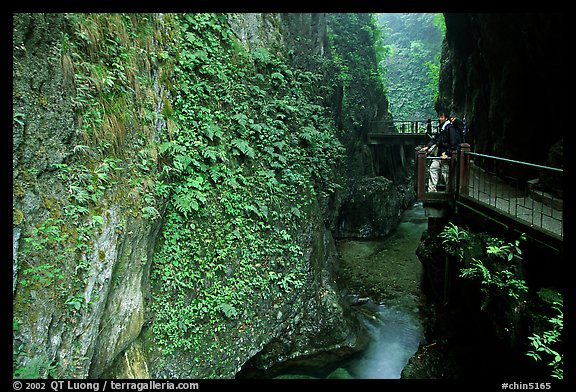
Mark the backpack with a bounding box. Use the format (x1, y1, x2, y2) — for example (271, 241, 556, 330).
(449, 116, 467, 143)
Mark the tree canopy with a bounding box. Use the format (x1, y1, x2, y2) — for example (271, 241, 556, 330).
(378, 13, 445, 121)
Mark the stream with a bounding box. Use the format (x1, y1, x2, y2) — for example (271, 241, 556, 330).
(273, 202, 429, 379)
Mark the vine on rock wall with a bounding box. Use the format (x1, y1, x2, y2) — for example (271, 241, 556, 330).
(149, 13, 345, 376)
(13, 13, 175, 378)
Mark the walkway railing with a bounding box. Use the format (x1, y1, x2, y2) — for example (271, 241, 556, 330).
(462, 151, 563, 238)
(371, 119, 439, 134)
(415, 144, 563, 240)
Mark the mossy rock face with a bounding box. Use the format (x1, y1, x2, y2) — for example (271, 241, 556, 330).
(13, 14, 77, 173)
(536, 288, 562, 307)
(12, 13, 170, 379)
(101, 338, 151, 379)
(326, 367, 354, 379)
(14, 12, 407, 380)
(273, 374, 318, 379)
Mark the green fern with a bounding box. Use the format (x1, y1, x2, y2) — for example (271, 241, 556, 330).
(527, 302, 563, 379)
(173, 192, 199, 217)
(459, 257, 490, 281)
(219, 303, 238, 319)
(439, 222, 469, 261)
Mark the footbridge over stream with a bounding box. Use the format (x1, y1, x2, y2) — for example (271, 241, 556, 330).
(367, 120, 434, 180)
(367, 120, 432, 147)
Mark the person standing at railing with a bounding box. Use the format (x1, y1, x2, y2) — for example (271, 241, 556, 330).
(419, 111, 462, 192)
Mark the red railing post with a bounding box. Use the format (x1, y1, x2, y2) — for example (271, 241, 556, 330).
(449, 150, 457, 196)
(458, 143, 471, 196)
(416, 147, 427, 200)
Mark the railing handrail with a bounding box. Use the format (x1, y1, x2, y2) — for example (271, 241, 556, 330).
(370, 119, 434, 123)
(415, 144, 563, 244)
(465, 151, 563, 173)
(462, 147, 562, 240)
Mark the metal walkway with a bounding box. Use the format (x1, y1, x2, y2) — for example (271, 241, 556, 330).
(415, 144, 563, 254)
(367, 120, 434, 146)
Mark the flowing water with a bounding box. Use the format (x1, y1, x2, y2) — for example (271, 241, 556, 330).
(338, 300, 424, 379)
(273, 202, 429, 379)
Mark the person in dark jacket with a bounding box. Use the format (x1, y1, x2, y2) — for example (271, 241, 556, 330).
(420, 112, 461, 192)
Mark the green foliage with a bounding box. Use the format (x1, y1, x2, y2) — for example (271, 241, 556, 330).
(13, 12, 379, 378)
(459, 257, 491, 282)
(467, 234, 528, 301)
(219, 303, 239, 319)
(327, 13, 388, 129)
(148, 13, 345, 374)
(13, 112, 25, 126)
(439, 225, 562, 377)
(370, 14, 390, 68)
(440, 224, 528, 307)
(432, 13, 446, 36)
(13, 356, 58, 379)
(486, 233, 525, 262)
(19, 218, 68, 289)
(439, 222, 469, 260)
(377, 13, 445, 120)
(527, 302, 563, 379)
(425, 59, 440, 103)
(91, 215, 104, 226)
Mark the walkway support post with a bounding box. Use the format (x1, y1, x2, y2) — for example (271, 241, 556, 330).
(414, 147, 418, 194)
(449, 150, 457, 196)
(416, 147, 427, 199)
(458, 143, 471, 197)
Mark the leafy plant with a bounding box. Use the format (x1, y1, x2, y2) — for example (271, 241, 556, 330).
(13, 112, 25, 126)
(459, 233, 527, 301)
(486, 233, 526, 262)
(527, 302, 563, 379)
(65, 293, 84, 311)
(459, 257, 491, 282)
(439, 222, 469, 260)
(219, 303, 238, 319)
(13, 356, 57, 379)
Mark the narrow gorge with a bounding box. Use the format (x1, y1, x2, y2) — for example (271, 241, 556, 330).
(12, 12, 564, 382)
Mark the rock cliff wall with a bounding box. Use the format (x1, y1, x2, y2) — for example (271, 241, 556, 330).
(437, 13, 563, 168)
(13, 13, 407, 379)
(13, 13, 172, 378)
